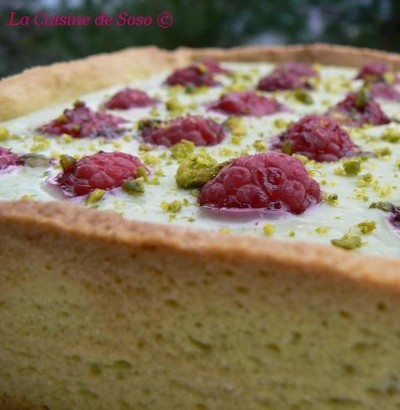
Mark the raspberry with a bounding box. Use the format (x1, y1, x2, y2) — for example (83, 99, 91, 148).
(355, 61, 390, 82)
(257, 70, 311, 92)
(199, 152, 321, 214)
(140, 116, 225, 147)
(0, 147, 22, 170)
(38, 101, 126, 138)
(277, 62, 318, 78)
(326, 92, 391, 127)
(56, 151, 145, 197)
(104, 88, 158, 110)
(165, 65, 218, 87)
(208, 91, 285, 116)
(370, 82, 400, 101)
(272, 115, 360, 162)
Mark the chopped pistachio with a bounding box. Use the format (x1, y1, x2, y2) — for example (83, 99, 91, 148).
(230, 135, 245, 145)
(122, 178, 145, 195)
(21, 194, 37, 200)
(141, 154, 160, 166)
(170, 140, 195, 161)
(62, 134, 73, 143)
(219, 147, 234, 157)
(85, 189, 105, 206)
(263, 223, 275, 236)
(226, 82, 247, 92)
(372, 181, 392, 198)
(381, 128, 400, 143)
(315, 226, 331, 235)
(112, 141, 122, 150)
(21, 153, 49, 168)
(342, 158, 361, 176)
(0, 127, 10, 141)
(333, 167, 345, 176)
(138, 143, 152, 152)
(374, 147, 392, 158)
(185, 84, 208, 95)
(288, 230, 296, 237)
(167, 85, 184, 97)
(136, 166, 148, 181)
(331, 233, 363, 250)
(253, 139, 267, 152)
(57, 113, 67, 123)
(224, 117, 246, 137)
(147, 177, 160, 185)
(357, 173, 373, 187)
(149, 107, 160, 117)
(357, 220, 377, 234)
(323, 193, 339, 206)
(196, 63, 207, 73)
(219, 227, 232, 234)
(383, 72, 395, 84)
(355, 88, 369, 109)
(293, 89, 314, 105)
(166, 98, 184, 114)
(161, 200, 182, 214)
(176, 153, 219, 189)
(353, 188, 369, 202)
(154, 169, 165, 177)
(59, 154, 76, 172)
(292, 154, 309, 164)
(274, 118, 289, 129)
(282, 140, 292, 155)
(369, 201, 395, 213)
(308, 169, 322, 177)
(31, 140, 50, 152)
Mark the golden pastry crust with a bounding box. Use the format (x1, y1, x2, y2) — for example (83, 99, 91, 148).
(1, 200, 400, 285)
(1, 44, 400, 409)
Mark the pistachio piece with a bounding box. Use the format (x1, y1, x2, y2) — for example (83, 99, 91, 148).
(85, 189, 105, 206)
(342, 158, 361, 176)
(175, 153, 219, 189)
(369, 201, 395, 213)
(122, 178, 145, 195)
(170, 140, 195, 161)
(21, 153, 49, 168)
(331, 234, 363, 250)
(59, 154, 76, 172)
(357, 220, 377, 234)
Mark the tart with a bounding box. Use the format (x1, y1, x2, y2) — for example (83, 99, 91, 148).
(1, 44, 400, 409)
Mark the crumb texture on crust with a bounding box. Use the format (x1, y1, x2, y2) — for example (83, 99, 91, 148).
(1, 201, 400, 409)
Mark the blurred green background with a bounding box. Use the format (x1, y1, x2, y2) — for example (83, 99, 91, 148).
(0, 0, 399, 78)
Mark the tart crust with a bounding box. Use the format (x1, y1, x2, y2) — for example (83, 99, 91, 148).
(1, 44, 400, 409)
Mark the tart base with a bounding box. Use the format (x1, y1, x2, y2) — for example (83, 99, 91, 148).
(1, 201, 400, 409)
